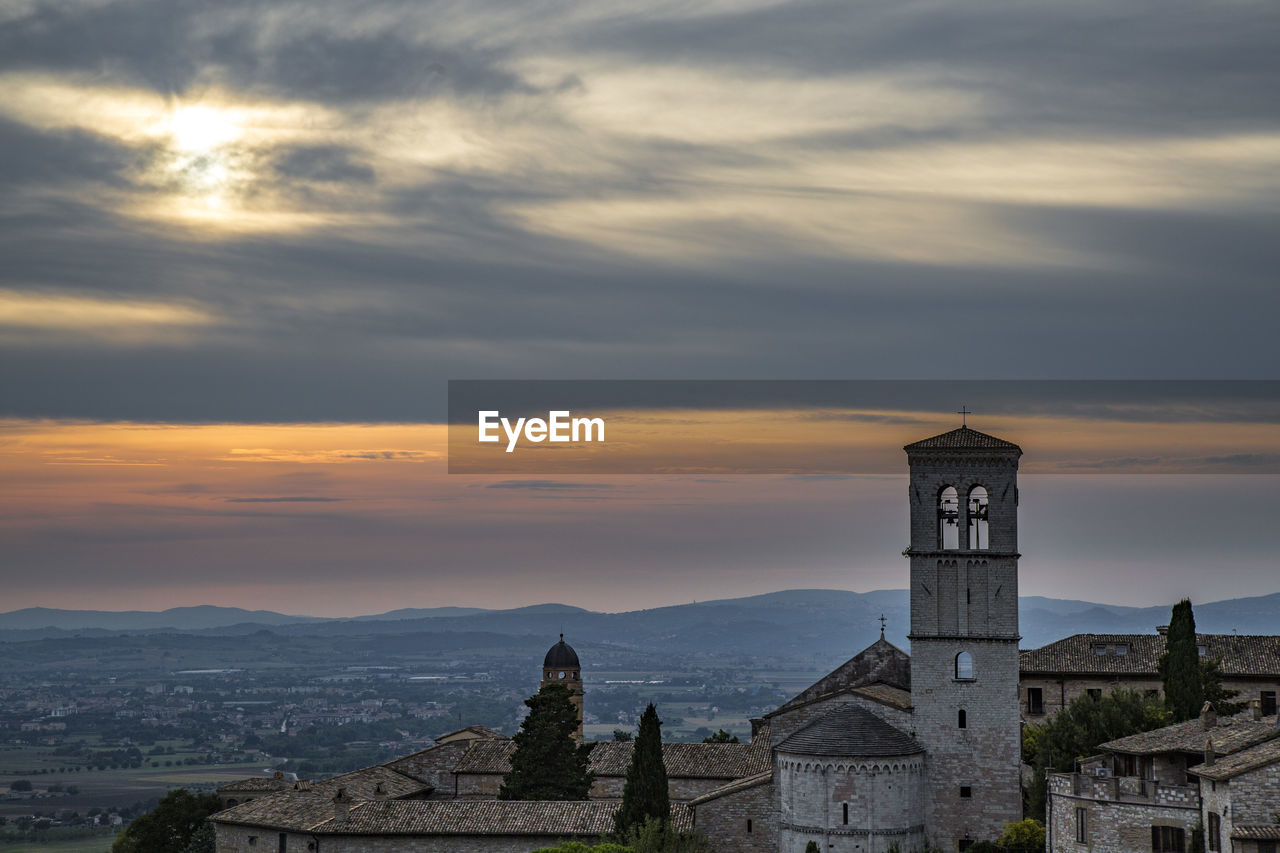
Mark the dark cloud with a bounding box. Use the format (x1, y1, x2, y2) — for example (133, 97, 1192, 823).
(273, 146, 375, 184)
(485, 481, 615, 491)
(225, 496, 345, 502)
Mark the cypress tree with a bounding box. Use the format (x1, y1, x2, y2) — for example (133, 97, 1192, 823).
(614, 702, 669, 837)
(1159, 599, 1204, 722)
(500, 683, 593, 800)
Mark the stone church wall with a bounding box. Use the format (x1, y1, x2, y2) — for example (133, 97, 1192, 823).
(912, 636, 1022, 847)
(776, 753, 925, 853)
(692, 778, 776, 853)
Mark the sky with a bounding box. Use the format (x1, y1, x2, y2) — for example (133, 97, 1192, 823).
(1, 1, 1278, 615)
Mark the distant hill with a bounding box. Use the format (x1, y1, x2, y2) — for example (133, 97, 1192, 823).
(2, 591, 1276, 652)
(0, 605, 323, 632)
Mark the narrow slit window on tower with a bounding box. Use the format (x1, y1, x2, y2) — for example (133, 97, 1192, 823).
(955, 651, 974, 680)
(939, 486, 960, 550)
(958, 709, 967, 728)
(967, 486, 989, 550)
(843, 803, 849, 824)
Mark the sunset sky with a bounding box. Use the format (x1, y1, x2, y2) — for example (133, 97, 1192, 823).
(1, 1, 1278, 615)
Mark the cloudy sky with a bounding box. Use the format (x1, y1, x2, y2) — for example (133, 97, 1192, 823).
(1, 1, 1278, 615)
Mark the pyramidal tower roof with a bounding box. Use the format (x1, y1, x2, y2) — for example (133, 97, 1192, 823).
(903, 425, 1021, 454)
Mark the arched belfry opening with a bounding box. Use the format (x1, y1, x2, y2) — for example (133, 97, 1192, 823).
(967, 485, 989, 550)
(938, 486, 960, 550)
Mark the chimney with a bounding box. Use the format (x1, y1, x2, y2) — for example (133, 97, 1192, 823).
(1156, 625, 1170, 636)
(1204, 737, 1215, 766)
(273, 770, 284, 780)
(1201, 701, 1217, 730)
(374, 782, 387, 799)
(332, 787, 353, 823)
(750, 718, 765, 740)
(1249, 698, 1262, 721)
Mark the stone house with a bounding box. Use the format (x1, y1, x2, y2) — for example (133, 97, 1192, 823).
(1046, 701, 1280, 853)
(1021, 633, 1280, 721)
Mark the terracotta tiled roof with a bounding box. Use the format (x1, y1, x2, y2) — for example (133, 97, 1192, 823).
(218, 776, 294, 793)
(434, 725, 506, 743)
(1020, 633, 1280, 677)
(1100, 713, 1278, 757)
(904, 427, 1021, 452)
(767, 638, 911, 718)
(213, 794, 335, 831)
(687, 771, 772, 806)
(307, 765, 431, 800)
(1189, 733, 1280, 781)
(777, 704, 923, 757)
(453, 735, 771, 780)
(215, 796, 692, 836)
(1233, 825, 1280, 841)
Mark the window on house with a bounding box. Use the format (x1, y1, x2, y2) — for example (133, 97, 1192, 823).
(1087, 689, 1102, 701)
(1258, 842, 1276, 853)
(958, 709, 967, 728)
(1207, 812, 1220, 852)
(955, 652, 974, 680)
(1262, 691, 1277, 716)
(1151, 826, 1185, 853)
(1197, 645, 1207, 657)
(747, 819, 752, 834)
(1115, 644, 1128, 655)
(960, 786, 972, 798)
(1094, 645, 1108, 655)
(1076, 808, 1087, 843)
(967, 486, 989, 550)
(279, 833, 287, 853)
(1028, 687, 1044, 715)
(843, 803, 849, 824)
(939, 486, 960, 550)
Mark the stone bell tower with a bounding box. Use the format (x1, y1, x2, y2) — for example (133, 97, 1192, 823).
(541, 634, 584, 743)
(904, 424, 1023, 850)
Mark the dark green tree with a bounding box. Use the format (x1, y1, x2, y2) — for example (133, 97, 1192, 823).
(181, 821, 216, 853)
(701, 729, 739, 744)
(1159, 599, 1204, 722)
(614, 703, 669, 838)
(613, 730, 634, 741)
(1200, 658, 1246, 716)
(499, 683, 593, 800)
(111, 788, 223, 853)
(1024, 688, 1169, 819)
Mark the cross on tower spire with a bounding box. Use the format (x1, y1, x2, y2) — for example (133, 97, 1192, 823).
(957, 406, 971, 427)
(879, 613, 886, 638)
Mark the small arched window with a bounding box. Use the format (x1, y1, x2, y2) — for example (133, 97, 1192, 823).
(967, 486, 989, 550)
(958, 709, 967, 729)
(939, 487, 960, 550)
(955, 651, 974, 680)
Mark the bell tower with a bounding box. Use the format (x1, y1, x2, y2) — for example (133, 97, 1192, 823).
(904, 424, 1022, 850)
(541, 634, 584, 743)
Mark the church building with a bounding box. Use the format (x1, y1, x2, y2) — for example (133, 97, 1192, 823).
(211, 425, 1028, 852)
